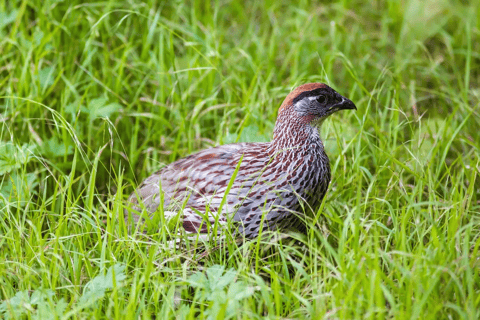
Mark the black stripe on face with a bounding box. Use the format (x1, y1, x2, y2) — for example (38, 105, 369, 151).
(291, 88, 328, 105)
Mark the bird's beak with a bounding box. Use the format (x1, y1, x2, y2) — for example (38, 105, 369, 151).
(337, 97, 357, 110)
(326, 96, 357, 115)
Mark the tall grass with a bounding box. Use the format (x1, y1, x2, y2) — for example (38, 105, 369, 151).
(0, 0, 479, 318)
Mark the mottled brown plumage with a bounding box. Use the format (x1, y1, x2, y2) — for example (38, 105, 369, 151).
(125, 83, 356, 238)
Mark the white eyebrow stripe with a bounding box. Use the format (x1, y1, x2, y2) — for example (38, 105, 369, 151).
(308, 96, 319, 101)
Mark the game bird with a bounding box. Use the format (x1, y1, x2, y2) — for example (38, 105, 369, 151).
(125, 83, 356, 239)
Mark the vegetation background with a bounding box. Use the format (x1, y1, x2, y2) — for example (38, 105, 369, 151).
(1, 0, 479, 318)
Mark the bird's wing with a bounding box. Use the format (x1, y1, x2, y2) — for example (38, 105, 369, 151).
(125, 142, 271, 232)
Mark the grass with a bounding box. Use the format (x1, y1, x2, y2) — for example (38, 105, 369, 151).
(1, 0, 479, 318)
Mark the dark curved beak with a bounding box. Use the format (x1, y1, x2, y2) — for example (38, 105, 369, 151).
(326, 96, 357, 115)
(337, 97, 357, 110)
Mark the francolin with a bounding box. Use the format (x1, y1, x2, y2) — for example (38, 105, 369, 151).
(125, 83, 356, 239)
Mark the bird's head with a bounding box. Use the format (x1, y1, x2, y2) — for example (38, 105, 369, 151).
(278, 83, 356, 126)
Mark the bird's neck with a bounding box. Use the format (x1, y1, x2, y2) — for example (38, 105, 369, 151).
(270, 110, 325, 153)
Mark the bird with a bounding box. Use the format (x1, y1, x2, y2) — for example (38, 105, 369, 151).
(125, 83, 356, 239)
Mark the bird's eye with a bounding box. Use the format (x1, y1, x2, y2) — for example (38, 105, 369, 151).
(317, 95, 327, 104)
